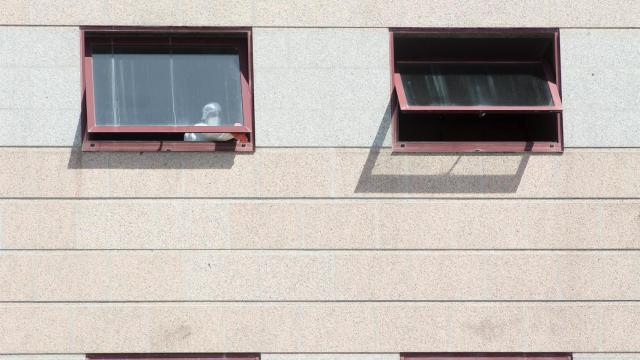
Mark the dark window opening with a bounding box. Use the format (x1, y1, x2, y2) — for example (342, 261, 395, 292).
(391, 29, 563, 153)
(398, 112, 559, 142)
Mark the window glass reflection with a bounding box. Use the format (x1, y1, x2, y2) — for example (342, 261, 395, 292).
(92, 51, 243, 126)
(399, 63, 553, 106)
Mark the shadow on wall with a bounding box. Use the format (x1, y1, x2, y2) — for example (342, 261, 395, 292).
(355, 102, 532, 194)
(67, 148, 238, 170)
(67, 100, 238, 170)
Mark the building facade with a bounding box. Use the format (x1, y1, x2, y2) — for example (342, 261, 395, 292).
(1, 1, 640, 360)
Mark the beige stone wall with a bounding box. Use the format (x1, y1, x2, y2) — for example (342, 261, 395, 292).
(1, 0, 640, 355)
(2, 198, 639, 250)
(1, 149, 640, 353)
(3, 251, 640, 301)
(2, 148, 640, 198)
(2, 303, 640, 352)
(1, 0, 639, 27)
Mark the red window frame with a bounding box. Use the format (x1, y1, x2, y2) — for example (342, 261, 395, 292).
(402, 355, 571, 360)
(81, 27, 254, 152)
(87, 354, 259, 360)
(390, 28, 563, 153)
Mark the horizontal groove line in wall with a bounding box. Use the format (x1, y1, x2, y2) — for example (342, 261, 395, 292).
(0, 355, 636, 357)
(4, 249, 640, 252)
(3, 300, 640, 305)
(2, 197, 640, 201)
(0, 24, 640, 29)
(2, 146, 640, 149)
(0, 355, 633, 358)
(0, 356, 626, 358)
(3, 249, 640, 252)
(0, 354, 632, 357)
(0, 354, 400, 357)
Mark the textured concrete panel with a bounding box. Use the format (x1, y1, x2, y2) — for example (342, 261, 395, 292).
(0, 27, 80, 146)
(0, 1, 29, 24)
(562, 29, 640, 147)
(2, 250, 640, 301)
(1, 0, 639, 27)
(1, 302, 640, 352)
(253, 28, 391, 147)
(1, 199, 639, 250)
(0, 109, 81, 146)
(1, 148, 640, 198)
(0, 67, 79, 109)
(0, 27, 79, 67)
(575, 355, 640, 360)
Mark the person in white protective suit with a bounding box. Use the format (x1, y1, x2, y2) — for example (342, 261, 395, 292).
(184, 102, 240, 142)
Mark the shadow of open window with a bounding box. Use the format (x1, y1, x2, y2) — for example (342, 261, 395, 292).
(355, 103, 533, 194)
(67, 148, 238, 170)
(68, 94, 239, 170)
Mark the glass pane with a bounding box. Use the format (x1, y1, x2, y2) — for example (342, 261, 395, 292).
(92, 49, 243, 126)
(398, 62, 553, 106)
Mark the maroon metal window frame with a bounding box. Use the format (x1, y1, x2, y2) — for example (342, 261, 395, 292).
(81, 27, 254, 152)
(87, 354, 260, 360)
(390, 28, 563, 153)
(402, 355, 571, 360)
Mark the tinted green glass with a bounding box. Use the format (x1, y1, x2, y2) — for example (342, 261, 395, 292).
(399, 63, 553, 106)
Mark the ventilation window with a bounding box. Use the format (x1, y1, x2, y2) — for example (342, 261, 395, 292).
(87, 355, 259, 360)
(81, 27, 254, 152)
(391, 29, 563, 152)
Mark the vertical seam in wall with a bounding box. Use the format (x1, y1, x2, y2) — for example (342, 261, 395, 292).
(0, 205, 4, 249)
(72, 202, 80, 249)
(330, 148, 337, 198)
(552, 252, 566, 302)
(255, 152, 263, 197)
(226, 201, 233, 249)
(521, 304, 530, 350)
(373, 202, 381, 249)
(300, 203, 307, 249)
(595, 304, 604, 351)
(178, 158, 186, 197)
(446, 304, 454, 350)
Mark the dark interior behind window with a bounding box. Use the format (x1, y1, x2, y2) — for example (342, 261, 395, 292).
(391, 29, 562, 153)
(398, 112, 559, 142)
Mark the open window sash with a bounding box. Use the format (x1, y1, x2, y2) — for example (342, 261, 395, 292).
(393, 61, 562, 113)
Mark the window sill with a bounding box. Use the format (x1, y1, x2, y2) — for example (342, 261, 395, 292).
(82, 140, 253, 152)
(393, 141, 563, 153)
